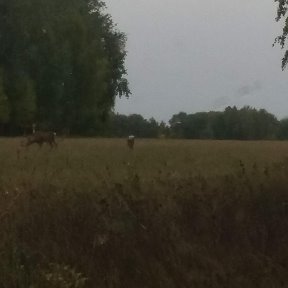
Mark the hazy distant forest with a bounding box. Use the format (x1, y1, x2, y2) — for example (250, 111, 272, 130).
(105, 107, 288, 140)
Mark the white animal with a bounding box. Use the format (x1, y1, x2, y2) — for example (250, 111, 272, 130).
(127, 135, 135, 150)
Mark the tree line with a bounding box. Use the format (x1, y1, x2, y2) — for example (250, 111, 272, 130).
(100, 106, 288, 140)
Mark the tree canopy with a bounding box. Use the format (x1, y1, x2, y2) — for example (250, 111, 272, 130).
(274, 0, 288, 69)
(0, 0, 130, 134)
(90, 106, 286, 140)
(169, 106, 279, 140)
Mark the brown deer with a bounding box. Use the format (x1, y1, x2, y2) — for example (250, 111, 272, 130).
(26, 131, 57, 148)
(127, 135, 135, 150)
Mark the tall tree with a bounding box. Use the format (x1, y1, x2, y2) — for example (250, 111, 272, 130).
(0, 0, 130, 134)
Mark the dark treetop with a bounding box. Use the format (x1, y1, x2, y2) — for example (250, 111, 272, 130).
(0, 0, 130, 135)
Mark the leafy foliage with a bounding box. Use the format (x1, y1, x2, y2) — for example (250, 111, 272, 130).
(0, 0, 130, 134)
(274, 0, 288, 68)
(89, 106, 288, 140)
(0, 69, 10, 124)
(106, 113, 162, 138)
(169, 106, 280, 140)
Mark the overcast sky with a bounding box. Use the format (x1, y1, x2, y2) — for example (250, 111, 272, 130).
(104, 0, 288, 122)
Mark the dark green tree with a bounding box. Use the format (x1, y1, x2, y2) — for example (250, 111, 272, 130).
(0, 0, 130, 135)
(106, 113, 161, 138)
(278, 118, 288, 139)
(0, 68, 10, 134)
(168, 107, 280, 140)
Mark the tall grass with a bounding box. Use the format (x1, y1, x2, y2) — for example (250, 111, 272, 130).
(1, 138, 288, 287)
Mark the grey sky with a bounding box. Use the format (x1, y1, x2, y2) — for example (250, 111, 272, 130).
(104, 0, 288, 122)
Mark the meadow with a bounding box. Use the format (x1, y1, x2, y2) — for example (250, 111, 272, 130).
(1, 138, 288, 287)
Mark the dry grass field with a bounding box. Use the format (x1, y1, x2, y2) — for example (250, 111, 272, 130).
(2, 138, 288, 186)
(1, 138, 288, 287)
